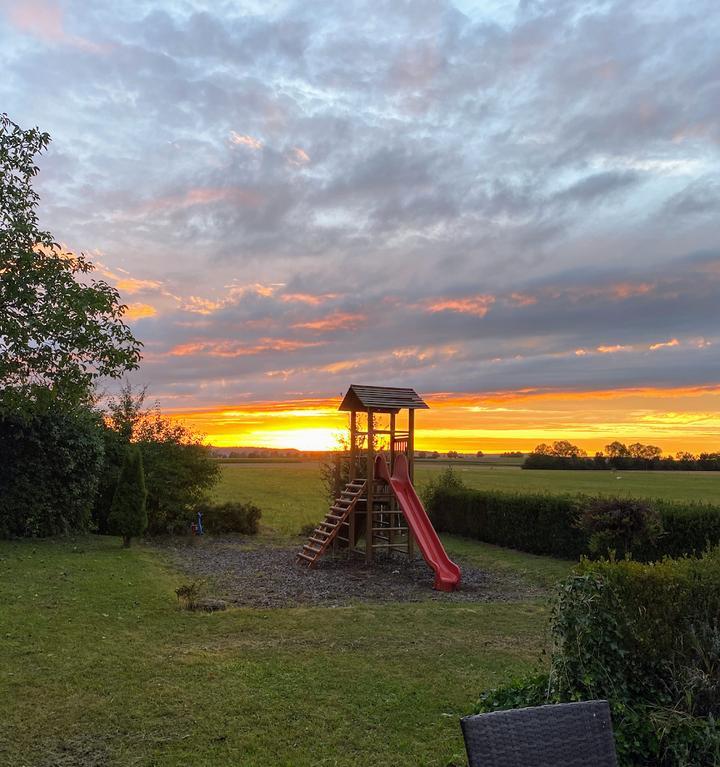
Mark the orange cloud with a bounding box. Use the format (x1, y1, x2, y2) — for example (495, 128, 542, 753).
(168, 338, 323, 358)
(280, 292, 340, 305)
(293, 312, 366, 331)
(116, 277, 163, 294)
(596, 344, 632, 353)
(124, 303, 157, 320)
(288, 147, 310, 166)
(508, 292, 537, 306)
(229, 132, 263, 149)
(426, 295, 495, 317)
(649, 338, 679, 350)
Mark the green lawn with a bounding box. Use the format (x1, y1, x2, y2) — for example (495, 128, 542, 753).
(0, 537, 549, 767)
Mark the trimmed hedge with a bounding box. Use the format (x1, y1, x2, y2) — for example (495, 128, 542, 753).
(195, 501, 262, 535)
(427, 486, 720, 560)
(477, 552, 720, 766)
(428, 487, 585, 557)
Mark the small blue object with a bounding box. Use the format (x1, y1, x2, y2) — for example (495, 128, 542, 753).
(197, 510, 204, 535)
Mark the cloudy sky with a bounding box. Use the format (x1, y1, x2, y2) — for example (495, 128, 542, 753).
(3, 0, 720, 451)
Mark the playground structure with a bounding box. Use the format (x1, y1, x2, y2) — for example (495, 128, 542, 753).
(297, 384, 461, 591)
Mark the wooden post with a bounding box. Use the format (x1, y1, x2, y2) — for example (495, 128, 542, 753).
(349, 410, 357, 481)
(366, 409, 374, 563)
(389, 412, 396, 474)
(349, 410, 357, 552)
(407, 408, 415, 560)
(408, 408, 415, 483)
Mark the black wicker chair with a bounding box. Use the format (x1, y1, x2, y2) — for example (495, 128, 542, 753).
(460, 700, 618, 767)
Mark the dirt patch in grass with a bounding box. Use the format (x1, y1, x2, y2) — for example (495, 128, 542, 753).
(157, 537, 545, 608)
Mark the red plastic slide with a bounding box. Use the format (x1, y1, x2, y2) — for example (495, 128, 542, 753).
(375, 454, 461, 592)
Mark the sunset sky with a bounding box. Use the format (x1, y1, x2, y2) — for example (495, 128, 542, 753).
(2, 0, 719, 453)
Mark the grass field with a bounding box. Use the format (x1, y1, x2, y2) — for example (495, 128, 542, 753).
(0, 538, 551, 766)
(214, 461, 720, 538)
(0, 463, 576, 766)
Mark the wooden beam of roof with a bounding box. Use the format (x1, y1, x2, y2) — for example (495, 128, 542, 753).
(338, 384, 429, 413)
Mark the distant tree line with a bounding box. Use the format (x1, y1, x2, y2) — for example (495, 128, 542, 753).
(524, 440, 720, 471)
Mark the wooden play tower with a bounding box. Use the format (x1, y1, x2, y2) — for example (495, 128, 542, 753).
(297, 384, 429, 566)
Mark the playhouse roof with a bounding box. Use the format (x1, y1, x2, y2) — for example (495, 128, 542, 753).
(338, 384, 429, 413)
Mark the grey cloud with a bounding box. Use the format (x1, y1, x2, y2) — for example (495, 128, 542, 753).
(1, 0, 718, 406)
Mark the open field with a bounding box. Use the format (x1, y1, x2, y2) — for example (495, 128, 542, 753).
(214, 461, 720, 538)
(1, 536, 553, 766)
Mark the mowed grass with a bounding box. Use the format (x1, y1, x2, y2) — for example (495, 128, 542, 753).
(215, 461, 720, 540)
(0, 536, 548, 767)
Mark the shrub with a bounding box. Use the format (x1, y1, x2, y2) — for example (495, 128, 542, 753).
(108, 445, 147, 547)
(195, 501, 262, 535)
(94, 385, 220, 535)
(0, 405, 104, 538)
(477, 551, 720, 766)
(428, 487, 586, 558)
(578, 497, 663, 559)
(420, 465, 466, 508)
(427, 487, 720, 560)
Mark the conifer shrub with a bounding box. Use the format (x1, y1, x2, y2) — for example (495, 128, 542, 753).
(109, 445, 148, 547)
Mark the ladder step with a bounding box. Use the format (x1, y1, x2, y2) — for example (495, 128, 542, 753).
(371, 527, 407, 532)
(309, 536, 326, 545)
(304, 543, 321, 553)
(297, 552, 315, 563)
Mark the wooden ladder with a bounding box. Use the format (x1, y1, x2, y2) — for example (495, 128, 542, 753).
(297, 479, 366, 567)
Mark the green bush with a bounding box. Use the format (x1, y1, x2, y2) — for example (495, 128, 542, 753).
(427, 487, 720, 560)
(578, 497, 663, 559)
(196, 501, 262, 535)
(428, 487, 586, 557)
(0, 405, 104, 538)
(477, 551, 720, 766)
(94, 386, 220, 536)
(108, 445, 148, 547)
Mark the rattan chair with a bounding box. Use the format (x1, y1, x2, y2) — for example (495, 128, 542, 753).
(460, 700, 618, 767)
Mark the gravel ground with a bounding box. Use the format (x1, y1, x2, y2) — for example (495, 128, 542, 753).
(157, 536, 544, 608)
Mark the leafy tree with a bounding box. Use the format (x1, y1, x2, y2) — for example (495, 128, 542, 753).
(532, 441, 586, 458)
(628, 442, 662, 460)
(605, 441, 629, 458)
(109, 445, 147, 547)
(476, 450, 484, 458)
(0, 114, 141, 411)
(95, 383, 219, 535)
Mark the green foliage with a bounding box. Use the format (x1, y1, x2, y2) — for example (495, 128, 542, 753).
(578, 497, 663, 558)
(428, 487, 586, 558)
(196, 501, 262, 535)
(427, 486, 720, 560)
(0, 404, 104, 537)
(95, 384, 220, 535)
(109, 446, 147, 546)
(477, 552, 720, 766)
(0, 114, 141, 412)
(420, 465, 466, 508)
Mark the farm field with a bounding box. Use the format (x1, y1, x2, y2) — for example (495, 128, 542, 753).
(215, 461, 720, 538)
